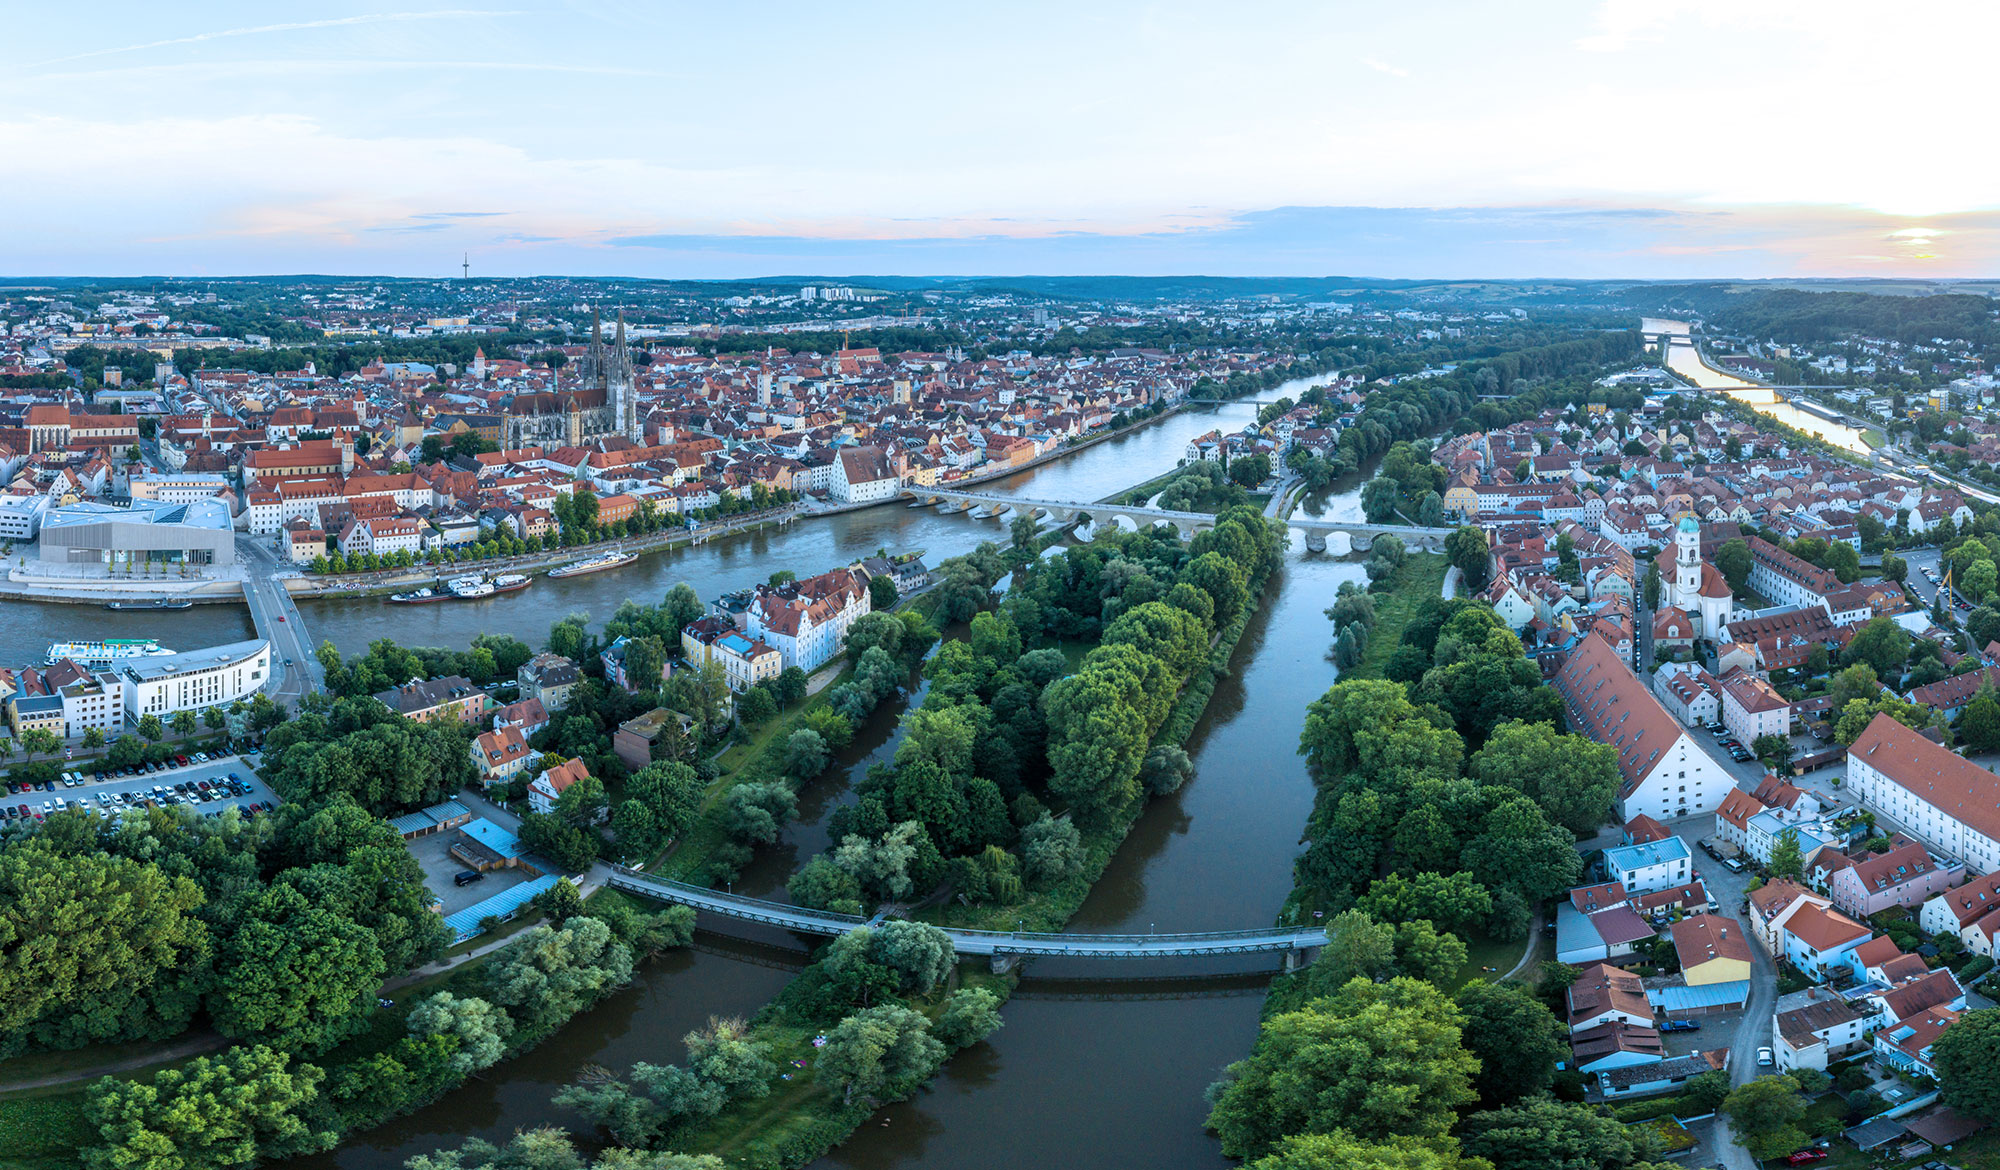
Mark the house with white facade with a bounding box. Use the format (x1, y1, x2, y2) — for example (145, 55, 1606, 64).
(1604, 838, 1693, 895)
(831, 446, 899, 503)
(1718, 667, 1791, 748)
(1553, 632, 1733, 822)
(1772, 987, 1873, 1073)
(1847, 713, 2000, 875)
(116, 639, 270, 726)
(746, 567, 870, 672)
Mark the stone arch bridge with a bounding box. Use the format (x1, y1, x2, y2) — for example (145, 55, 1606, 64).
(902, 488, 1456, 553)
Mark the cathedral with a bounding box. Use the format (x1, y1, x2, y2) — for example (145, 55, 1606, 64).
(503, 309, 641, 448)
(1654, 514, 1734, 641)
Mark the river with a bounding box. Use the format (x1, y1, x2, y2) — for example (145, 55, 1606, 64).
(282, 370, 1355, 1170)
(1642, 316, 1870, 454)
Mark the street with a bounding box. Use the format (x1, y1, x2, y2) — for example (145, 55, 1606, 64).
(234, 532, 320, 705)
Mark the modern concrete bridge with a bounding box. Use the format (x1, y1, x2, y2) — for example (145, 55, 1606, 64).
(903, 487, 1456, 552)
(605, 867, 1329, 970)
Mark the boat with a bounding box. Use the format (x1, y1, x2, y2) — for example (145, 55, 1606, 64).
(491, 573, 532, 594)
(547, 549, 640, 579)
(47, 638, 177, 667)
(104, 599, 194, 611)
(387, 587, 449, 605)
(449, 576, 496, 599)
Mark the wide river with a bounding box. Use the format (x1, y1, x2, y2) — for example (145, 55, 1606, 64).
(21, 371, 1365, 1170)
(1642, 316, 1870, 453)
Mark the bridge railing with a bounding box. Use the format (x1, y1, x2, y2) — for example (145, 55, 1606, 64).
(606, 867, 867, 930)
(609, 867, 1327, 955)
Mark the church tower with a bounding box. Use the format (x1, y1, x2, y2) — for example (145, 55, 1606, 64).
(1675, 514, 1701, 599)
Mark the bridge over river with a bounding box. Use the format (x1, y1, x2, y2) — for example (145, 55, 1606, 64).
(605, 867, 1329, 971)
(904, 488, 1455, 553)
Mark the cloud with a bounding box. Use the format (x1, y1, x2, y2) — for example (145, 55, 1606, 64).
(1359, 57, 1407, 78)
(414, 211, 507, 219)
(26, 10, 521, 68)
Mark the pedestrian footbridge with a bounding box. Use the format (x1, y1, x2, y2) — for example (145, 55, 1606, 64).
(901, 487, 1456, 552)
(605, 867, 1329, 969)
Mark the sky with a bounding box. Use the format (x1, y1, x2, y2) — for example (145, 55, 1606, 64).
(7, 0, 2000, 280)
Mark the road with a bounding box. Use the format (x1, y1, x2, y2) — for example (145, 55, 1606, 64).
(234, 533, 320, 705)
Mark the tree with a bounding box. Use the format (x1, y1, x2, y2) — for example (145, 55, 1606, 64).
(735, 685, 778, 726)
(1468, 721, 1620, 836)
(817, 1004, 945, 1106)
(1139, 744, 1194, 797)
(408, 1129, 724, 1170)
(1643, 561, 1662, 610)
(627, 760, 704, 843)
(1716, 538, 1753, 594)
(661, 583, 705, 634)
(1960, 687, 2000, 755)
(1683, 1068, 1732, 1113)
(1206, 977, 1478, 1158)
(622, 636, 668, 692)
(0, 842, 208, 1050)
(1361, 477, 1402, 523)
(553, 773, 610, 827)
(1020, 813, 1083, 887)
(1881, 552, 1907, 583)
(1242, 1132, 1483, 1170)
(83, 1045, 335, 1170)
(1767, 833, 1804, 882)
(171, 710, 197, 737)
(935, 987, 1004, 1049)
(1445, 526, 1490, 592)
(684, 1016, 776, 1099)
(80, 726, 105, 750)
(1752, 733, 1795, 770)
(1457, 1097, 1645, 1170)
(784, 728, 830, 779)
(1934, 1007, 2000, 1120)
(1721, 1075, 1809, 1161)
(1359, 872, 1493, 936)
(1308, 910, 1398, 990)
(405, 992, 511, 1076)
(719, 782, 795, 845)
(1842, 615, 1911, 677)
(868, 572, 899, 611)
(1453, 981, 1566, 1105)
(18, 726, 59, 765)
(209, 883, 386, 1054)
(833, 821, 924, 901)
(482, 917, 634, 1035)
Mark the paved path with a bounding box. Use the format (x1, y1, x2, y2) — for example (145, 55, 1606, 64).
(0, 1032, 231, 1096)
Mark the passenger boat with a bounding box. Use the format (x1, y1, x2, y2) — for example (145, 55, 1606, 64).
(104, 599, 194, 610)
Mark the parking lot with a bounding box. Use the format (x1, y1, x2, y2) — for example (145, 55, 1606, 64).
(406, 829, 534, 916)
(1, 753, 280, 824)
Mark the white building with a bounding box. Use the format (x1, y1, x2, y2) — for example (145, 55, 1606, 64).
(1653, 662, 1720, 728)
(1846, 713, 2000, 875)
(746, 567, 870, 673)
(831, 446, 899, 504)
(0, 493, 48, 539)
(1553, 632, 1734, 822)
(1603, 838, 1693, 895)
(1656, 516, 1734, 640)
(128, 473, 233, 507)
(59, 672, 125, 739)
(117, 639, 271, 725)
(1718, 668, 1791, 748)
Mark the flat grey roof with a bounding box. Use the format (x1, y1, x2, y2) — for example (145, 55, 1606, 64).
(119, 639, 267, 682)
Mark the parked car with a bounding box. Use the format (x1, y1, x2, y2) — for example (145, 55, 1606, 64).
(1724, 857, 1746, 873)
(453, 869, 486, 887)
(1757, 1047, 1774, 1066)
(1784, 1150, 1828, 1165)
(1660, 1019, 1702, 1032)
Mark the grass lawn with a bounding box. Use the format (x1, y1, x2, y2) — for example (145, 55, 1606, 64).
(0, 1089, 92, 1170)
(1453, 929, 1532, 992)
(1349, 553, 1449, 680)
